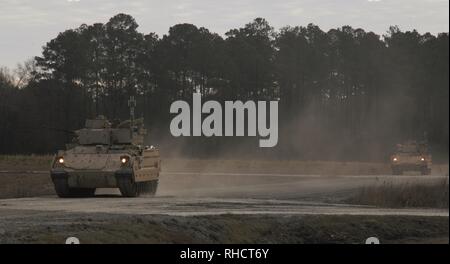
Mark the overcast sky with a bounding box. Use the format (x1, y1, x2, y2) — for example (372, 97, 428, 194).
(0, 0, 448, 69)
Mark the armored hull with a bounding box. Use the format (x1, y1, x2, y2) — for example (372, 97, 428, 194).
(390, 141, 431, 175)
(50, 116, 161, 197)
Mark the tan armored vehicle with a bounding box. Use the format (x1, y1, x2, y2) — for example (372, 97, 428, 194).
(390, 141, 431, 175)
(50, 115, 161, 198)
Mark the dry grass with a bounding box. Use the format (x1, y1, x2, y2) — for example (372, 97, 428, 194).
(348, 178, 449, 208)
(0, 155, 54, 198)
(0, 155, 53, 170)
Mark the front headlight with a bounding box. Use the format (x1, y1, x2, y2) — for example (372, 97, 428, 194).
(120, 156, 130, 165)
(420, 157, 425, 161)
(392, 157, 398, 162)
(57, 157, 64, 164)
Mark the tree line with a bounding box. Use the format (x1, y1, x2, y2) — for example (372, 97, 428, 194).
(0, 14, 448, 160)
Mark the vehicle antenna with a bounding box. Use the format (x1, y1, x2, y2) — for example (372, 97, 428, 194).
(128, 95, 136, 136)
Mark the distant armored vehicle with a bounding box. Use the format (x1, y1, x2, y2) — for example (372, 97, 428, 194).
(390, 141, 431, 175)
(50, 104, 161, 197)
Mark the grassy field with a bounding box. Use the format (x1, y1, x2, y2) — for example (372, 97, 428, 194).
(1, 155, 449, 204)
(0, 155, 393, 174)
(1, 154, 449, 174)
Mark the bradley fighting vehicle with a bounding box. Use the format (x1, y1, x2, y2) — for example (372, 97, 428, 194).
(50, 97, 161, 197)
(390, 141, 431, 175)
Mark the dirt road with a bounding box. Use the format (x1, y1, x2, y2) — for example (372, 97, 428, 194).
(158, 171, 448, 199)
(0, 172, 447, 216)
